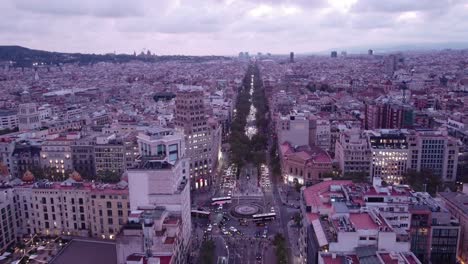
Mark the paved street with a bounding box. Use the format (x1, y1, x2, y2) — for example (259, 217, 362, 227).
(190, 65, 301, 264)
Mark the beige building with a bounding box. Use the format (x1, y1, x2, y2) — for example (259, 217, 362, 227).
(277, 112, 309, 147)
(174, 85, 220, 189)
(12, 171, 129, 240)
(335, 128, 372, 176)
(407, 129, 459, 182)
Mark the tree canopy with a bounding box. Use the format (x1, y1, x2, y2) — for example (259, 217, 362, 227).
(402, 169, 441, 196)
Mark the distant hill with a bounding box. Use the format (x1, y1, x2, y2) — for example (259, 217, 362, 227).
(0, 45, 230, 67)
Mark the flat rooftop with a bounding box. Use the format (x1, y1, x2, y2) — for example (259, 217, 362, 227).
(50, 239, 116, 264)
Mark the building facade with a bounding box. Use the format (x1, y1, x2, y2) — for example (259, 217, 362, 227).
(0, 187, 16, 252)
(407, 129, 459, 182)
(277, 112, 309, 147)
(18, 103, 41, 131)
(0, 110, 18, 130)
(335, 129, 372, 177)
(117, 126, 191, 264)
(367, 130, 409, 184)
(174, 85, 218, 189)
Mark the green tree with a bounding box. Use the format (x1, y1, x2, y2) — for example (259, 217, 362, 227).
(197, 239, 216, 264)
(273, 234, 289, 264)
(343, 171, 369, 183)
(294, 181, 303, 193)
(97, 170, 121, 183)
(306, 83, 316, 93)
(403, 169, 441, 196)
(293, 212, 303, 228)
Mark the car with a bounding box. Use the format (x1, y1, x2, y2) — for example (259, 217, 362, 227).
(262, 230, 268, 238)
(223, 230, 230, 235)
(229, 226, 237, 232)
(270, 206, 275, 212)
(255, 231, 261, 238)
(207, 225, 212, 232)
(256, 254, 262, 260)
(236, 230, 243, 236)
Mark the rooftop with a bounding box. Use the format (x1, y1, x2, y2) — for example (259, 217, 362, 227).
(50, 239, 116, 264)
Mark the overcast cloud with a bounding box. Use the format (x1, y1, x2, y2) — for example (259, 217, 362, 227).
(1, 0, 467, 55)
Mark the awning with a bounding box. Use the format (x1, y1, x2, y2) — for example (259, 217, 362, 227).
(311, 219, 328, 247)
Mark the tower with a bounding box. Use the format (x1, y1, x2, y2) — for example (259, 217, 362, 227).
(18, 103, 40, 131)
(174, 85, 218, 189)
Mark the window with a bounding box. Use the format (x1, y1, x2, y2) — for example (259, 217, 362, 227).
(107, 202, 112, 208)
(107, 210, 113, 216)
(169, 144, 178, 162)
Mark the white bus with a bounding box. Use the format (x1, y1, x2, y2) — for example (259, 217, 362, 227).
(211, 196, 232, 205)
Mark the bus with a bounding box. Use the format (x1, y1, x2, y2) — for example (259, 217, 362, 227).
(191, 210, 211, 218)
(211, 197, 232, 205)
(252, 213, 276, 224)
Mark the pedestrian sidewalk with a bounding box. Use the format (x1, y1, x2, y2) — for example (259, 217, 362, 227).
(278, 185, 301, 208)
(287, 220, 301, 263)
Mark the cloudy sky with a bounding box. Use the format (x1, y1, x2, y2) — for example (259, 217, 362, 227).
(1, 0, 468, 55)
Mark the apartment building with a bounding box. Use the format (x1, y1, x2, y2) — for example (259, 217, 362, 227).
(12, 171, 129, 240)
(367, 129, 409, 184)
(117, 126, 191, 264)
(0, 186, 16, 252)
(0, 110, 18, 130)
(335, 128, 372, 176)
(174, 85, 219, 189)
(407, 129, 460, 182)
(277, 112, 309, 147)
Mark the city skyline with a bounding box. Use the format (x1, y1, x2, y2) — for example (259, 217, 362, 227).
(1, 0, 468, 55)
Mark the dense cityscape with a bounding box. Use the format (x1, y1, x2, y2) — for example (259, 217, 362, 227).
(1, 0, 468, 264)
(0, 47, 467, 264)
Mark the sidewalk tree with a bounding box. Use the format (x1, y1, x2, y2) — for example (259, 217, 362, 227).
(273, 233, 289, 264)
(402, 169, 441, 196)
(197, 239, 216, 264)
(293, 212, 303, 228)
(97, 170, 121, 183)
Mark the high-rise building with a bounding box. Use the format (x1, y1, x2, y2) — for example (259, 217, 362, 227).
(407, 129, 459, 182)
(368, 49, 374, 55)
(367, 130, 409, 184)
(365, 100, 414, 130)
(174, 85, 219, 189)
(290, 52, 294, 63)
(117, 127, 191, 264)
(330, 51, 338, 58)
(18, 103, 40, 131)
(384, 54, 398, 76)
